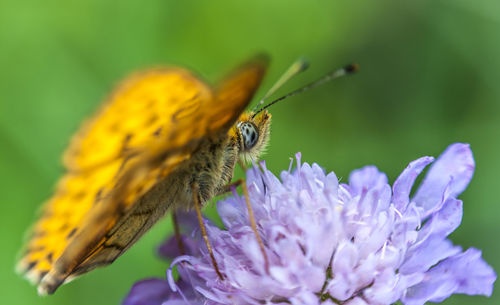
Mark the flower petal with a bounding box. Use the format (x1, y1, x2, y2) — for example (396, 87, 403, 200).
(122, 278, 171, 305)
(392, 157, 434, 212)
(348, 166, 388, 196)
(403, 248, 496, 305)
(157, 234, 201, 259)
(344, 297, 368, 305)
(413, 143, 474, 214)
(415, 198, 463, 246)
(399, 236, 461, 274)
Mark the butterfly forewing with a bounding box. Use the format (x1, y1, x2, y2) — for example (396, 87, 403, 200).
(63, 68, 214, 171)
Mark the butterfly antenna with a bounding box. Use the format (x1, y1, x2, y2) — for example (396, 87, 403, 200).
(251, 57, 310, 113)
(252, 63, 359, 118)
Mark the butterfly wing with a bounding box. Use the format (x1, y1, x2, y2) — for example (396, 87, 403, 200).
(17, 55, 269, 295)
(62, 68, 214, 171)
(17, 68, 213, 293)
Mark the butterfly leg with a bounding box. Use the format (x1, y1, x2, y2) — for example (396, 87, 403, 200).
(218, 179, 269, 273)
(191, 182, 224, 280)
(171, 212, 185, 255)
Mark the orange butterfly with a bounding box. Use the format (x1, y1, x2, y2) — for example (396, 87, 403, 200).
(17, 55, 271, 295)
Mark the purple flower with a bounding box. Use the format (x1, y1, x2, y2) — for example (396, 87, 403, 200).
(123, 143, 495, 305)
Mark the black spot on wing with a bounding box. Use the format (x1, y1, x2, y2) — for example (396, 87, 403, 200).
(66, 228, 77, 240)
(39, 270, 49, 280)
(46, 253, 53, 263)
(153, 127, 162, 137)
(94, 187, 104, 204)
(25, 260, 38, 272)
(73, 191, 86, 200)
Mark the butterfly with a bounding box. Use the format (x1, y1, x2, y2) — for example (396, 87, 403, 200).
(17, 54, 273, 295)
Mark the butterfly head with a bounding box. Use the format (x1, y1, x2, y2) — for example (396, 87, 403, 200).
(232, 110, 271, 163)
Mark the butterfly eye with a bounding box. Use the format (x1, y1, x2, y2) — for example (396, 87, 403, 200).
(239, 122, 259, 150)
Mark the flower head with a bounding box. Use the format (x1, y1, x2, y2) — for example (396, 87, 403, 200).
(123, 143, 495, 305)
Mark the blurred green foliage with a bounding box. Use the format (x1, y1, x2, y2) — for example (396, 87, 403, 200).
(1, 0, 498, 304)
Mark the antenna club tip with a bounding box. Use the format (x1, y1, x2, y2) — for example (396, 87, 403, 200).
(298, 57, 310, 70)
(345, 63, 359, 73)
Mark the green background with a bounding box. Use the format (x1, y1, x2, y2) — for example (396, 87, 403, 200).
(1, 1, 498, 304)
